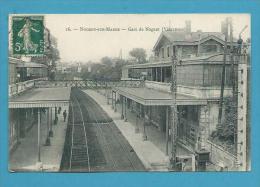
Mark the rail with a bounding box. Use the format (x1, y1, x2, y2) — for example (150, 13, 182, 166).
(69, 100, 75, 170)
(69, 96, 90, 172)
(83, 90, 139, 170)
(82, 93, 117, 170)
(74, 96, 91, 172)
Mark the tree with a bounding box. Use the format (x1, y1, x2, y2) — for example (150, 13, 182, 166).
(210, 97, 237, 154)
(101, 56, 113, 67)
(80, 58, 127, 81)
(31, 31, 60, 80)
(129, 48, 147, 63)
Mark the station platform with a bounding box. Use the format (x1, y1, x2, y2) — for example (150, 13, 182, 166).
(87, 89, 219, 172)
(83, 89, 171, 171)
(9, 106, 68, 172)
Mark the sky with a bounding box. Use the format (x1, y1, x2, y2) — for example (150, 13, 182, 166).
(44, 14, 250, 63)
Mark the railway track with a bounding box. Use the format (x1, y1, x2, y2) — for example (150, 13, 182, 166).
(69, 96, 90, 171)
(82, 92, 143, 171)
(60, 88, 145, 172)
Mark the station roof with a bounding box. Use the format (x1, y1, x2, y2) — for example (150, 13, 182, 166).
(9, 87, 71, 108)
(113, 87, 207, 106)
(16, 62, 47, 68)
(153, 31, 237, 50)
(123, 54, 238, 69)
(9, 57, 47, 68)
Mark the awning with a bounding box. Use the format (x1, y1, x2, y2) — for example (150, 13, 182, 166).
(16, 62, 48, 68)
(9, 87, 71, 108)
(9, 57, 48, 68)
(124, 54, 238, 69)
(113, 87, 207, 106)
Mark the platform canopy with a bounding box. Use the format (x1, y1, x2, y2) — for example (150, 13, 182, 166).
(9, 87, 71, 108)
(114, 87, 207, 106)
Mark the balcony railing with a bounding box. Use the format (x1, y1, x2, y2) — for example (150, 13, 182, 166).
(9, 77, 48, 97)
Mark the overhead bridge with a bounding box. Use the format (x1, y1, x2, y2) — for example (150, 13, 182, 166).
(34, 79, 144, 89)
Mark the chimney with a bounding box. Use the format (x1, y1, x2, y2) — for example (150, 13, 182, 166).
(221, 21, 227, 34)
(185, 20, 191, 33)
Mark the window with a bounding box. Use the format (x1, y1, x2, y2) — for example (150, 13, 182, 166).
(201, 44, 217, 54)
(155, 51, 159, 57)
(167, 46, 170, 57)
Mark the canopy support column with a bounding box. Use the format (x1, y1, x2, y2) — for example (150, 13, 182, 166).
(111, 90, 114, 109)
(49, 107, 53, 137)
(135, 103, 140, 133)
(142, 105, 147, 141)
(114, 92, 117, 112)
(124, 97, 127, 122)
(36, 108, 43, 170)
(121, 96, 124, 120)
(166, 106, 169, 155)
(45, 108, 51, 146)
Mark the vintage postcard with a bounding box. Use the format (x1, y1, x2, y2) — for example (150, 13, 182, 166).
(8, 14, 251, 172)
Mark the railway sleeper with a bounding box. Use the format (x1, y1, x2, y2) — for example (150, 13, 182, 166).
(71, 155, 89, 161)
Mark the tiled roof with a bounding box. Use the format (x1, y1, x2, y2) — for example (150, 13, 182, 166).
(153, 31, 237, 50)
(163, 31, 225, 42)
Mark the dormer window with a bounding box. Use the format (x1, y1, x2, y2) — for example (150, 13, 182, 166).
(155, 50, 159, 57)
(161, 48, 165, 58)
(167, 47, 170, 57)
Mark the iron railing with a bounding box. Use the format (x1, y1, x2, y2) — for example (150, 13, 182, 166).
(34, 79, 144, 89)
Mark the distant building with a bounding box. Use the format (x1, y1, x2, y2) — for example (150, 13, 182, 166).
(56, 62, 70, 73)
(77, 63, 82, 73)
(9, 57, 48, 84)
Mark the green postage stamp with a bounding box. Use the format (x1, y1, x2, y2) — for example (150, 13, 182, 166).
(12, 16, 44, 55)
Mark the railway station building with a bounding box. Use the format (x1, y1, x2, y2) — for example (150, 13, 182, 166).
(112, 22, 241, 170)
(8, 56, 71, 171)
(9, 57, 48, 152)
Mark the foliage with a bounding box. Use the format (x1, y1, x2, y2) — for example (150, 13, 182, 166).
(210, 97, 237, 153)
(31, 31, 60, 80)
(101, 56, 113, 66)
(129, 48, 147, 63)
(81, 58, 127, 81)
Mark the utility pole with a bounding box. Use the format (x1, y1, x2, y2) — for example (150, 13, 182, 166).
(217, 18, 228, 131)
(119, 49, 122, 60)
(236, 53, 248, 171)
(170, 55, 178, 169)
(236, 25, 248, 171)
(228, 17, 238, 149)
(229, 17, 236, 97)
